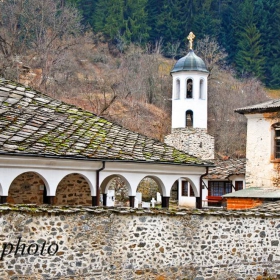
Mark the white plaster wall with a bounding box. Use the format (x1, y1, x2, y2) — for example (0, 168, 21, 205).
(171, 71, 208, 129)
(100, 163, 203, 198)
(177, 177, 198, 208)
(179, 196, 196, 208)
(0, 157, 99, 196)
(245, 114, 279, 188)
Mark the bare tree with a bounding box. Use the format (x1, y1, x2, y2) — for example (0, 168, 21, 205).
(208, 70, 269, 157)
(195, 36, 227, 77)
(0, 0, 81, 90)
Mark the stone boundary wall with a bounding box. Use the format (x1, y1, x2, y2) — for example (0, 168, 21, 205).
(0, 205, 279, 280)
(164, 128, 215, 160)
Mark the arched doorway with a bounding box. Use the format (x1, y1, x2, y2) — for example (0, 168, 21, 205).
(136, 176, 165, 208)
(170, 180, 179, 206)
(100, 175, 131, 207)
(55, 173, 92, 206)
(171, 178, 198, 208)
(8, 172, 46, 204)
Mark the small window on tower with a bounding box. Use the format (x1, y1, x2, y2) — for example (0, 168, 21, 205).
(186, 79, 193, 98)
(186, 110, 193, 127)
(175, 79, 180, 99)
(199, 79, 205, 99)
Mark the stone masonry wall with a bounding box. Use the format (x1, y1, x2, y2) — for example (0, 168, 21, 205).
(165, 128, 215, 160)
(54, 174, 92, 206)
(8, 172, 44, 204)
(7, 173, 92, 206)
(0, 206, 280, 280)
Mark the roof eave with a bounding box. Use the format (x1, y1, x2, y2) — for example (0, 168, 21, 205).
(0, 152, 214, 167)
(235, 107, 280, 115)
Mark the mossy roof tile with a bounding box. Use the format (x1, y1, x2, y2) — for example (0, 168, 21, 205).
(0, 78, 213, 166)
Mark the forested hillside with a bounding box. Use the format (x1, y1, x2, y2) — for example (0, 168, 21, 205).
(0, 0, 270, 158)
(68, 0, 280, 89)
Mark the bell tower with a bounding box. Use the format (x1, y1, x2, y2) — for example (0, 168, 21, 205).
(165, 32, 214, 160)
(171, 32, 209, 129)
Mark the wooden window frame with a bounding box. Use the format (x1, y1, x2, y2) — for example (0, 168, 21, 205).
(181, 180, 195, 197)
(275, 125, 280, 159)
(208, 181, 232, 197)
(235, 181, 243, 191)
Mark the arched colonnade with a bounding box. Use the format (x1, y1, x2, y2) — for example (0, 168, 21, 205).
(0, 158, 204, 208)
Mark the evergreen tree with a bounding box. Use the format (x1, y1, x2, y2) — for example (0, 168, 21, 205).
(94, 0, 149, 44)
(261, 0, 280, 88)
(191, 0, 220, 39)
(235, 24, 264, 78)
(230, 0, 263, 79)
(146, 0, 164, 42)
(93, 0, 111, 33)
(219, 0, 237, 62)
(79, 0, 97, 26)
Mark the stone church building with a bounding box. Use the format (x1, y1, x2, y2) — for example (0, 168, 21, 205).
(0, 75, 214, 209)
(0, 32, 253, 209)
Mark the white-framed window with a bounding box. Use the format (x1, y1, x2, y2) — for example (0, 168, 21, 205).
(175, 79, 180, 99)
(199, 79, 205, 99)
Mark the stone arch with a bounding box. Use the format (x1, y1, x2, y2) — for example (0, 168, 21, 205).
(100, 174, 132, 207)
(7, 171, 49, 204)
(172, 177, 199, 197)
(170, 180, 179, 201)
(181, 177, 199, 197)
(170, 177, 199, 208)
(137, 175, 166, 207)
(55, 173, 92, 206)
(136, 177, 161, 203)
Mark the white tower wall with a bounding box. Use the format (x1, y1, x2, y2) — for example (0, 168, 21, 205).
(171, 71, 208, 129)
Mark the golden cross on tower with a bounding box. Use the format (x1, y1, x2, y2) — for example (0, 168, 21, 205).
(187, 32, 195, 50)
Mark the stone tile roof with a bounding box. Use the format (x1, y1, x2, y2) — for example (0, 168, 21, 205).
(254, 200, 280, 212)
(0, 78, 212, 166)
(203, 158, 246, 179)
(235, 98, 279, 114)
(223, 187, 280, 198)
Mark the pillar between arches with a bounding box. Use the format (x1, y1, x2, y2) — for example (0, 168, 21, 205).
(162, 197, 170, 208)
(47, 196, 55, 205)
(102, 193, 107, 206)
(129, 196, 135, 208)
(92, 196, 98, 206)
(0, 196, 7, 204)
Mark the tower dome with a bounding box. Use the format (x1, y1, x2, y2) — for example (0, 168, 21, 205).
(171, 50, 208, 73)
